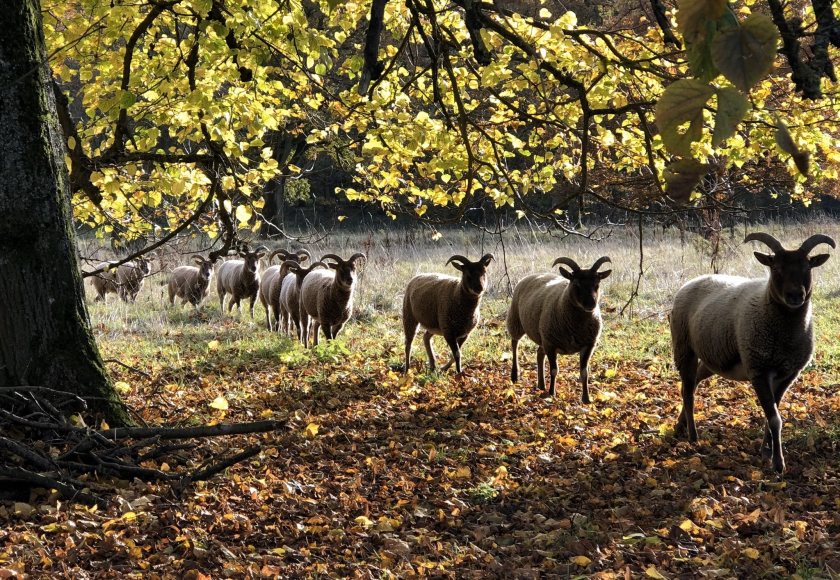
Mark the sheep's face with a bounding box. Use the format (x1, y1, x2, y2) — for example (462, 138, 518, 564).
(242, 251, 266, 274)
(331, 262, 357, 290)
(136, 259, 151, 276)
(562, 269, 611, 312)
(459, 265, 488, 296)
(755, 251, 830, 310)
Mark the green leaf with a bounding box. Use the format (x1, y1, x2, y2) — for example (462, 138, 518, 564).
(119, 91, 136, 110)
(656, 79, 715, 157)
(664, 158, 712, 203)
(676, 0, 728, 44)
(711, 14, 779, 92)
(712, 87, 749, 146)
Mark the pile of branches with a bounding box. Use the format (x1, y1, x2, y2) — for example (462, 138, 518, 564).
(0, 387, 285, 507)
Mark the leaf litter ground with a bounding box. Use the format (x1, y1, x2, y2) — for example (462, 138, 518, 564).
(2, 309, 840, 578)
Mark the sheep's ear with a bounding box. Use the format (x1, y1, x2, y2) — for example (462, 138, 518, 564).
(754, 252, 774, 267)
(328, 262, 338, 270)
(558, 267, 574, 280)
(597, 269, 612, 280)
(193, 256, 204, 265)
(256, 251, 267, 259)
(809, 253, 830, 268)
(450, 262, 465, 272)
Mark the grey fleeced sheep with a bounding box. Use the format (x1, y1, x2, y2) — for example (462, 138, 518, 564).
(670, 232, 834, 473)
(278, 260, 327, 340)
(90, 257, 152, 302)
(402, 254, 494, 374)
(507, 256, 612, 401)
(257, 249, 290, 328)
(263, 249, 311, 331)
(216, 246, 267, 317)
(168, 255, 218, 308)
(299, 253, 366, 347)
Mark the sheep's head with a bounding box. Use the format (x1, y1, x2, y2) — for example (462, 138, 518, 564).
(192, 255, 215, 280)
(446, 254, 494, 296)
(239, 246, 268, 274)
(135, 257, 152, 276)
(554, 256, 612, 313)
(321, 253, 366, 290)
(746, 232, 835, 309)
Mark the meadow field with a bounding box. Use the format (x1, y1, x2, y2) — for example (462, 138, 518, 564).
(4, 219, 840, 577)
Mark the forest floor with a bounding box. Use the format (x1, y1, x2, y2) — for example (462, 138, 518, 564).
(3, 222, 840, 578)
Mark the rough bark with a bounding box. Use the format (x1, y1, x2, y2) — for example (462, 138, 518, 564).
(0, 0, 129, 425)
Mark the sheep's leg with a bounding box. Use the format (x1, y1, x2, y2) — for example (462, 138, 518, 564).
(299, 312, 309, 346)
(674, 350, 700, 441)
(219, 290, 226, 312)
(536, 346, 546, 392)
(546, 348, 558, 397)
(422, 331, 437, 371)
(311, 321, 321, 346)
(760, 372, 797, 467)
(403, 316, 419, 373)
(510, 335, 520, 383)
(579, 345, 595, 404)
(441, 336, 466, 372)
(249, 296, 257, 319)
(321, 324, 332, 341)
(762, 372, 798, 458)
(752, 374, 785, 473)
(443, 335, 462, 374)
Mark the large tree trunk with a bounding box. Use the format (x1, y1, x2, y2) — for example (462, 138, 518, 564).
(0, 0, 129, 425)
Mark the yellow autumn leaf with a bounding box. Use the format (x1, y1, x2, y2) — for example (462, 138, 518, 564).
(645, 566, 668, 579)
(207, 340, 220, 350)
(743, 547, 760, 559)
(209, 396, 229, 410)
(451, 466, 471, 479)
(305, 423, 320, 437)
(354, 516, 374, 528)
(114, 381, 131, 394)
(235, 205, 252, 224)
(570, 555, 591, 567)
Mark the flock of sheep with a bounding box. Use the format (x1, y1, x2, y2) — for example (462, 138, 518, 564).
(87, 231, 836, 474)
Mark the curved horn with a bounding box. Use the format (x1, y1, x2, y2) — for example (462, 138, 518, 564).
(445, 254, 470, 267)
(253, 245, 270, 254)
(348, 252, 367, 264)
(480, 253, 495, 265)
(281, 259, 302, 272)
(744, 232, 785, 253)
(552, 257, 581, 272)
(268, 249, 289, 263)
(798, 234, 836, 255)
(295, 248, 312, 262)
(320, 253, 343, 264)
(590, 256, 612, 272)
(190, 254, 206, 262)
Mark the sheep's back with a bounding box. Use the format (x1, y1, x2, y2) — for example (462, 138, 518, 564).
(508, 273, 567, 343)
(300, 269, 336, 318)
(671, 275, 761, 377)
(404, 273, 461, 332)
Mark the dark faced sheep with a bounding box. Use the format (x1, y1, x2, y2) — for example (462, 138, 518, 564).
(168, 255, 218, 308)
(507, 256, 612, 401)
(264, 249, 311, 331)
(299, 253, 366, 347)
(402, 254, 494, 374)
(90, 257, 152, 302)
(278, 260, 327, 340)
(670, 232, 834, 473)
(216, 246, 267, 317)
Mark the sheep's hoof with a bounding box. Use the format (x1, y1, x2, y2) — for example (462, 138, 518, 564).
(772, 456, 786, 474)
(674, 422, 686, 437)
(581, 395, 591, 404)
